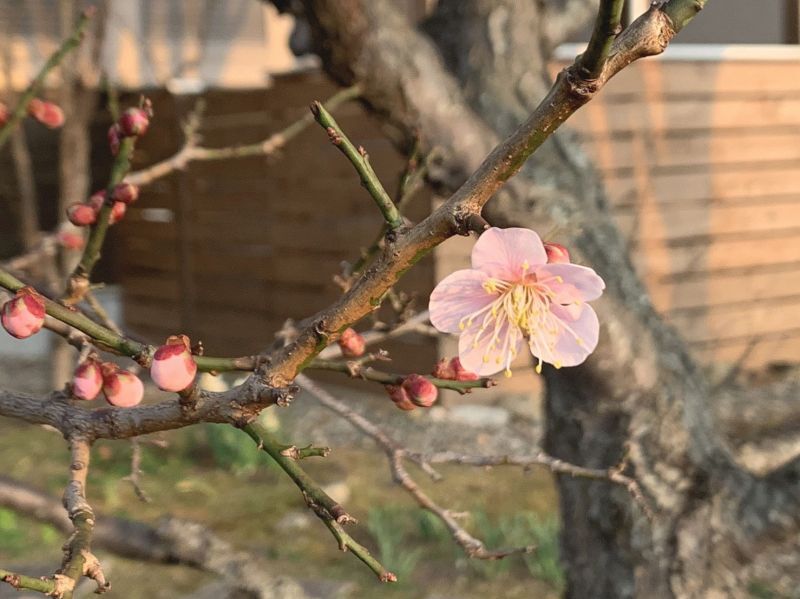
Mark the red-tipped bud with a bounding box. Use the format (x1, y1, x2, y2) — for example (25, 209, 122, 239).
(337, 327, 366, 358)
(107, 123, 121, 155)
(109, 201, 126, 225)
(56, 229, 85, 250)
(432, 358, 456, 380)
(72, 357, 103, 400)
(87, 191, 106, 213)
(1, 287, 46, 339)
(0, 102, 8, 126)
(401, 374, 438, 408)
(544, 242, 570, 264)
(150, 334, 197, 392)
(450, 357, 479, 381)
(118, 107, 150, 137)
(27, 98, 64, 128)
(385, 384, 415, 411)
(66, 202, 97, 226)
(101, 363, 144, 407)
(112, 182, 139, 204)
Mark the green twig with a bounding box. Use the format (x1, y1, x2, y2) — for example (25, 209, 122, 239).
(310, 100, 402, 229)
(242, 424, 397, 581)
(0, 268, 257, 372)
(307, 358, 496, 394)
(65, 135, 136, 303)
(0, 8, 94, 151)
(577, 0, 626, 79)
(0, 569, 58, 594)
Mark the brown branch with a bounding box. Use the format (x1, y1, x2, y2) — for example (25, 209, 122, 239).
(0, 379, 295, 442)
(127, 85, 361, 187)
(296, 374, 535, 559)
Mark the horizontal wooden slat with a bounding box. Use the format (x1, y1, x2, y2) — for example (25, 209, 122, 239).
(633, 232, 800, 276)
(614, 199, 800, 242)
(605, 165, 800, 207)
(652, 265, 800, 311)
(582, 130, 800, 173)
(571, 96, 800, 136)
(669, 296, 800, 344)
(691, 330, 800, 367)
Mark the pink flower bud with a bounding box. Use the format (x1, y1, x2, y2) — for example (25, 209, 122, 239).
(109, 201, 126, 225)
(432, 358, 456, 380)
(72, 357, 103, 400)
(150, 334, 197, 392)
(544, 242, 570, 264)
(87, 191, 106, 213)
(450, 357, 479, 381)
(337, 327, 366, 358)
(1, 287, 46, 339)
(385, 384, 415, 411)
(0, 102, 8, 126)
(27, 98, 64, 128)
(66, 203, 97, 226)
(101, 363, 144, 407)
(112, 182, 139, 204)
(118, 107, 150, 137)
(401, 374, 438, 408)
(107, 124, 121, 156)
(56, 229, 85, 250)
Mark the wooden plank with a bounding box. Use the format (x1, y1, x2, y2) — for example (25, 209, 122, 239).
(691, 330, 800, 368)
(668, 295, 800, 344)
(651, 265, 800, 312)
(580, 130, 800, 173)
(614, 199, 800, 242)
(632, 232, 800, 277)
(572, 96, 800, 136)
(605, 165, 800, 208)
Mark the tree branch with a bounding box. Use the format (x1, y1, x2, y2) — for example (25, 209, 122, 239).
(577, 0, 626, 78)
(0, 7, 94, 151)
(310, 100, 402, 229)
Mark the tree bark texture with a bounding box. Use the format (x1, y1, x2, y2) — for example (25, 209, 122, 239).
(294, 1, 800, 596)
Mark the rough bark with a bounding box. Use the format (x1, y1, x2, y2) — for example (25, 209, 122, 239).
(294, 1, 800, 596)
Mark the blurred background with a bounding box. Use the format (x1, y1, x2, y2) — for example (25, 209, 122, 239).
(1, 1, 799, 597)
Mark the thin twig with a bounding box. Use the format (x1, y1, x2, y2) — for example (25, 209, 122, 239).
(310, 99, 402, 229)
(0, 7, 94, 151)
(127, 85, 361, 187)
(241, 424, 396, 581)
(577, 0, 626, 79)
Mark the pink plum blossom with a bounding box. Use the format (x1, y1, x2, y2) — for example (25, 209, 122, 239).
(429, 227, 604, 377)
(150, 334, 197, 392)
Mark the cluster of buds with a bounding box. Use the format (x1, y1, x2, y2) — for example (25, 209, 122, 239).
(108, 104, 151, 155)
(1, 287, 46, 339)
(100, 362, 144, 407)
(27, 98, 65, 129)
(56, 225, 85, 250)
(432, 357, 479, 381)
(66, 182, 139, 227)
(337, 327, 366, 358)
(385, 373, 438, 411)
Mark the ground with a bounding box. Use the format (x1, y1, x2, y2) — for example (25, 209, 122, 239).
(0, 357, 563, 599)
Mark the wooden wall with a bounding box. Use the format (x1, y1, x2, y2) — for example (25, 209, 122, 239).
(566, 59, 800, 368)
(119, 73, 437, 370)
(119, 60, 800, 374)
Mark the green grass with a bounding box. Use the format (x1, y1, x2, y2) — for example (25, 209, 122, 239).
(0, 419, 561, 598)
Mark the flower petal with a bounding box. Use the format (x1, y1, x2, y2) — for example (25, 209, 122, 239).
(528, 303, 600, 369)
(535, 263, 605, 303)
(429, 269, 493, 334)
(458, 318, 523, 376)
(471, 227, 547, 280)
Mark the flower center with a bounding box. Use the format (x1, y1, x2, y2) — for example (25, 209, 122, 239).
(458, 273, 583, 375)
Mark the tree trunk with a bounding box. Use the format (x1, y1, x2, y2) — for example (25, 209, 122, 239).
(293, 1, 800, 596)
